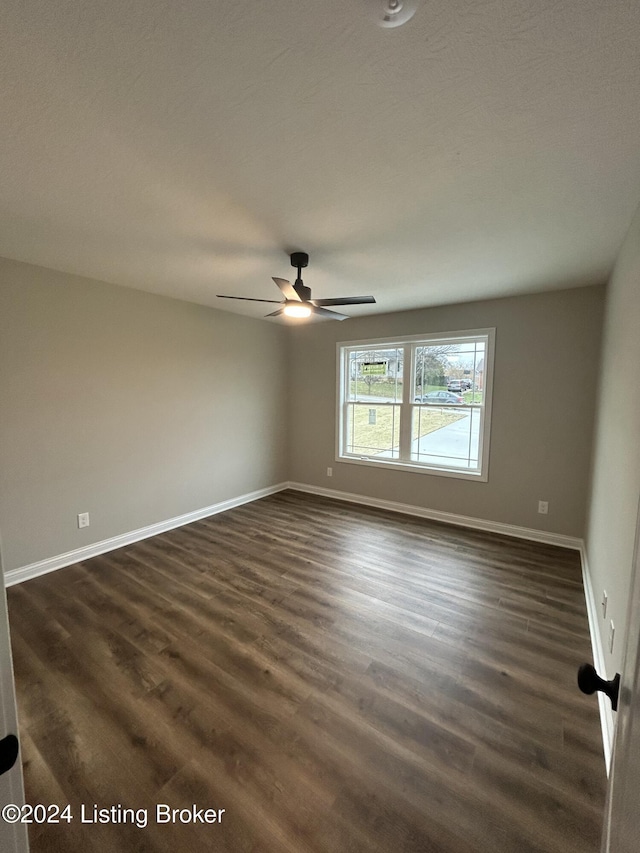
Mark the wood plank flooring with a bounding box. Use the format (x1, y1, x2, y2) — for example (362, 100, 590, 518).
(7, 490, 606, 852)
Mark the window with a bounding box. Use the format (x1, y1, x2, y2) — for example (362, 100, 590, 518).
(337, 329, 494, 480)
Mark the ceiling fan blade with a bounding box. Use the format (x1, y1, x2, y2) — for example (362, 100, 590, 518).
(311, 305, 349, 321)
(272, 277, 300, 301)
(312, 295, 376, 306)
(217, 295, 283, 303)
(265, 307, 286, 317)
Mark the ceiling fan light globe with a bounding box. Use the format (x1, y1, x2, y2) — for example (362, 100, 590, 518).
(283, 302, 312, 318)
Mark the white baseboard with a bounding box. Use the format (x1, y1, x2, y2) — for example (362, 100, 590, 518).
(286, 481, 583, 550)
(5, 482, 289, 587)
(580, 544, 615, 774)
(6, 480, 582, 588)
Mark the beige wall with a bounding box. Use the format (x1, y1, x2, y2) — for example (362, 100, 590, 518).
(585, 203, 640, 677)
(0, 255, 611, 579)
(0, 258, 289, 572)
(288, 286, 605, 538)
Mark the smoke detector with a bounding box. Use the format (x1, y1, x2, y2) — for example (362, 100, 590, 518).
(368, 0, 420, 28)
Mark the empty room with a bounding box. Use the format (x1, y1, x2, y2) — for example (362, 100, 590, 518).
(1, 2, 640, 852)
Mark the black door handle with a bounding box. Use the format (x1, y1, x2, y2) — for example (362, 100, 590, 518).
(0, 734, 19, 776)
(577, 663, 620, 711)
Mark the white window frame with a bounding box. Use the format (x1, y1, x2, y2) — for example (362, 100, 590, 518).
(336, 329, 495, 481)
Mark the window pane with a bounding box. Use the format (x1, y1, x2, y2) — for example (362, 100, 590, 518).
(414, 344, 449, 398)
(411, 405, 481, 470)
(415, 340, 485, 404)
(345, 403, 401, 458)
(348, 348, 403, 403)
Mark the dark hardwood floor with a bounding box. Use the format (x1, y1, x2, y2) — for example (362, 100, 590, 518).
(7, 490, 607, 852)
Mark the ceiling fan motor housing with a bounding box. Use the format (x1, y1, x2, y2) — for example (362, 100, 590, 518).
(295, 283, 312, 300)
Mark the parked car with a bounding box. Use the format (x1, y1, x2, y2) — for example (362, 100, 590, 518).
(416, 391, 464, 405)
(447, 380, 463, 392)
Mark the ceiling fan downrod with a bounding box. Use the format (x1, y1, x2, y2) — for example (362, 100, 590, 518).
(290, 252, 311, 300)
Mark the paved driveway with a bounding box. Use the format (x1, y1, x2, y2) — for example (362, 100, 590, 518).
(412, 409, 480, 468)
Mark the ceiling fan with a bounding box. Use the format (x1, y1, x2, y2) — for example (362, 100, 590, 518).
(217, 252, 376, 321)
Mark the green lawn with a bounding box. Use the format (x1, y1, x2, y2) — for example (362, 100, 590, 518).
(350, 380, 444, 399)
(350, 379, 403, 399)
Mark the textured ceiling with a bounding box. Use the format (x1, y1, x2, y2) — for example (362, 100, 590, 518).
(2, 0, 640, 319)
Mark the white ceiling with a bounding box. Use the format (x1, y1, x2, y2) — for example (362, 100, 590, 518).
(2, 0, 640, 320)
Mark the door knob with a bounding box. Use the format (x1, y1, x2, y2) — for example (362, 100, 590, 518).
(0, 734, 19, 776)
(577, 663, 620, 711)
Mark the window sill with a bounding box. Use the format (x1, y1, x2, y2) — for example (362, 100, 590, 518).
(337, 454, 488, 482)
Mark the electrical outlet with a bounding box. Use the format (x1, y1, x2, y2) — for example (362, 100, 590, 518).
(538, 500, 549, 515)
(77, 512, 90, 529)
(602, 590, 608, 619)
(609, 620, 615, 653)
(327, 467, 333, 477)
